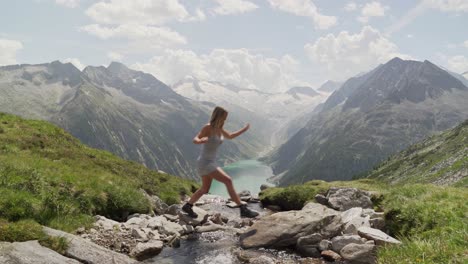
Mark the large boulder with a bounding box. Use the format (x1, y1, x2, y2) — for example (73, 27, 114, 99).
(130, 240, 163, 261)
(0, 241, 81, 264)
(43, 227, 137, 264)
(240, 203, 342, 249)
(327, 188, 373, 211)
(340, 243, 376, 264)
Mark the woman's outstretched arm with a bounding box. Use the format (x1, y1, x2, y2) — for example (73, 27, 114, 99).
(193, 124, 210, 144)
(222, 123, 249, 139)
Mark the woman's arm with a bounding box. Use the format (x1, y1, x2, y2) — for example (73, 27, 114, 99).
(193, 124, 210, 144)
(222, 123, 250, 139)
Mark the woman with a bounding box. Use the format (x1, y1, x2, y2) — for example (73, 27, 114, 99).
(182, 106, 259, 218)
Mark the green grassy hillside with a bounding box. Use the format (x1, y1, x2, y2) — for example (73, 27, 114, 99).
(0, 112, 198, 232)
(363, 120, 467, 187)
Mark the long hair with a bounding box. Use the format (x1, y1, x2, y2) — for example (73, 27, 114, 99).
(210, 106, 228, 129)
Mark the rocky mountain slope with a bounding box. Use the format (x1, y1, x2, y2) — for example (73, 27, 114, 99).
(363, 119, 467, 186)
(0, 61, 265, 179)
(264, 57, 468, 185)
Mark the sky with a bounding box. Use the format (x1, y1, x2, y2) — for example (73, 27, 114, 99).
(1, 0, 467, 92)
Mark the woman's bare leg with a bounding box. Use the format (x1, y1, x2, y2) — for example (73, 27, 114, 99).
(212, 168, 242, 205)
(188, 173, 213, 204)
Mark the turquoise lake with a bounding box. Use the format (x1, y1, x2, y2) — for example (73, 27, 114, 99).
(208, 159, 274, 197)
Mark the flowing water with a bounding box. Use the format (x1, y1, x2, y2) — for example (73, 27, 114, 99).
(147, 160, 285, 264)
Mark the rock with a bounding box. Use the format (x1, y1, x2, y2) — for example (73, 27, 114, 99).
(76, 227, 85, 234)
(357, 227, 402, 245)
(340, 243, 376, 264)
(326, 188, 373, 211)
(141, 190, 168, 215)
(250, 255, 276, 264)
(238, 190, 251, 197)
(148, 230, 160, 240)
(296, 233, 322, 257)
(226, 201, 246, 208)
(318, 239, 332, 251)
(240, 203, 342, 249)
(178, 206, 209, 226)
(131, 228, 148, 241)
(126, 213, 140, 220)
(343, 216, 371, 235)
(195, 223, 226, 233)
(260, 184, 271, 191)
(147, 216, 165, 229)
(240, 195, 252, 202)
(341, 208, 364, 223)
(182, 225, 194, 234)
(265, 205, 281, 211)
(94, 216, 120, 231)
(158, 219, 183, 236)
(314, 194, 328, 206)
(168, 235, 181, 248)
(125, 217, 147, 228)
(163, 214, 179, 222)
(0, 240, 81, 264)
(369, 218, 385, 230)
(130, 241, 163, 261)
(166, 204, 181, 215)
(321, 250, 342, 262)
(43, 226, 137, 264)
(331, 235, 366, 253)
(208, 213, 224, 225)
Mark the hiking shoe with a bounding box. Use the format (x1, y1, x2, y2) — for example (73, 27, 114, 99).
(182, 203, 198, 218)
(240, 204, 259, 218)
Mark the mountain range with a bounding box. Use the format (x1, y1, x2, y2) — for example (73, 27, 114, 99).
(0, 61, 265, 179)
(263, 57, 468, 186)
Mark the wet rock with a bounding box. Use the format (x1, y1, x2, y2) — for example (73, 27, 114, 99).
(0, 240, 81, 264)
(195, 223, 226, 233)
(130, 241, 163, 261)
(168, 235, 181, 248)
(326, 188, 373, 211)
(321, 250, 342, 262)
(357, 227, 402, 245)
(240, 203, 342, 249)
(340, 243, 376, 264)
(250, 255, 276, 264)
(296, 233, 322, 257)
(238, 190, 251, 197)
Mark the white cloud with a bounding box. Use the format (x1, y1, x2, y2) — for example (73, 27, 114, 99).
(426, 0, 468, 12)
(344, 2, 357, 12)
(0, 38, 23, 66)
(446, 55, 468, 73)
(62, 58, 85, 70)
(85, 0, 192, 25)
(107, 51, 123, 62)
(386, 0, 467, 35)
(267, 0, 337, 30)
(132, 49, 307, 92)
(80, 24, 187, 49)
(358, 1, 388, 23)
(55, 0, 79, 8)
(304, 26, 410, 80)
(211, 0, 258, 15)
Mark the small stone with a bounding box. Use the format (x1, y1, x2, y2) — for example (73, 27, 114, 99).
(321, 250, 342, 261)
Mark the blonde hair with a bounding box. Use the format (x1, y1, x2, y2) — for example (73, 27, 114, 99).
(210, 106, 228, 129)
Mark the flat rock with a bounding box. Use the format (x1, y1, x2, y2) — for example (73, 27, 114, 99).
(43, 227, 137, 264)
(357, 227, 402, 245)
(340, 243, 376, 264)
(327, 188, 373, 211)
(331, 235, 366, 253)
(240, 203, 342, 249)
(0, 240, 81, 264)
